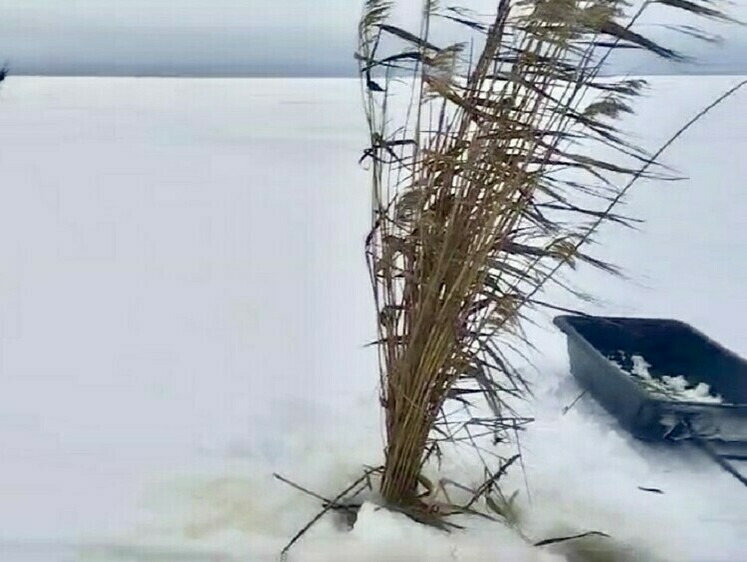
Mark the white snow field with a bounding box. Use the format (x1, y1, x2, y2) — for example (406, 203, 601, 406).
(0, 76, 745, 561)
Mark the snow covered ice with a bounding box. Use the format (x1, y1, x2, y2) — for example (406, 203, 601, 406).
(0, 76, 746, 561)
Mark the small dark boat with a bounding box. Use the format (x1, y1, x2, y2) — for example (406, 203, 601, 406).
(555, 315, 747, 487)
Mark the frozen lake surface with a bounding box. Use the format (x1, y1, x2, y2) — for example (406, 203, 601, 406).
(0, 76, 745, 560)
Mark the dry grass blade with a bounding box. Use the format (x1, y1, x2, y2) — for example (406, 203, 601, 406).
(534, 531, 612, 547)
(356, 0, 737, 519)
(278, 469, 379, 560)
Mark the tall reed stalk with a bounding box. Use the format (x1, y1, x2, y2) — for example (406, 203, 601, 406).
(357, 0, 736, 514)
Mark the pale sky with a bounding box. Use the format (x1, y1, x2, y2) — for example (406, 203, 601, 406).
(0, 0, 745, 76)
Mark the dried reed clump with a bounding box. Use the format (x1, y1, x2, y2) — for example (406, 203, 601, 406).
(357, 0, 739, 517)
